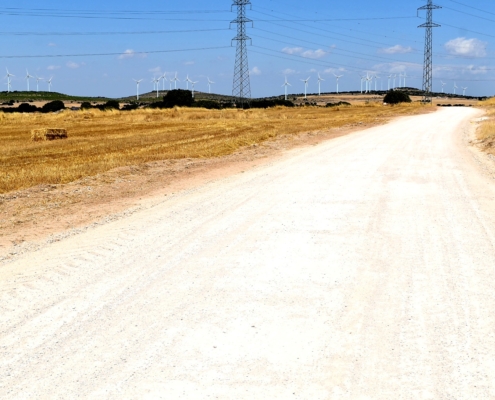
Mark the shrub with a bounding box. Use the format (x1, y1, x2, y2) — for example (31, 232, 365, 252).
(249, 99, 294, 108)
(80, 102, 92, 110)
(384, 90, 411, 104)
(163, 89, 194, 108)
(18, 103, 39, 113)
(100, 100, 120, 110)
(42, 100, 66, 113)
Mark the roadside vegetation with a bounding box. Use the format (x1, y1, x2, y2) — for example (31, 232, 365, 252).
(0, 102, 426, 194)
(476, 97, 495, 156)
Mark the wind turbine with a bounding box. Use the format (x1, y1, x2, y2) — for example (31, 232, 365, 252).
(25, 70, 34, 91)
(388, 74, 393, 91)
(317, 73, 325, 96)
(152, 77, 160, 98)
(462, 87, 468, 96)
(161, 74, 167, 91)
(5, 69, 14, 92)
(172, 72, 180, 89)
(46, 76, 53, 92)
(393, 74, 397, 90)
(333, 73, 343, 94)
(185, 75, 192, 90)
(454, 82, 458, 95)
(360, 75, 365, 94)
(282, 77, 291, 100)
(207, 77, 215, 94)
(301, 76, 310, 99)
(441, 81, 446, 93)
(35, 75, 43, 92)
(366, 73, 372, 93)
(191, 80, 198, 98)
(402, 72, 407, 88)
(374, 75, 379, 92)
(399, 73, 404, 88)
(133, 79, 143, 100)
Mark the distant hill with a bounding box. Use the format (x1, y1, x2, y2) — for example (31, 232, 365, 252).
(0, 91, 111, 103)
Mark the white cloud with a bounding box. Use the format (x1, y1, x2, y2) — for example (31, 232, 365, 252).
(281, 47, 327, 59)
(48, 43, 57, 47)
(282, 68, 296, 75)
(66, 61, 81, 69)
(149, 66, 162, 75)
(250, 66, 261, 76)
(282, 47, 303, 55)
(47, 65, 61, 71)
(379, 45, 413, 54)
(118, 49, 147, 60)
(184, 61, 195, 66)
(301, 49, 327, 59)
(465, 65, 488, 75)
(445, 37, 487, 58)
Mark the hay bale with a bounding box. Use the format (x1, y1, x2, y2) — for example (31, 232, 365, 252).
(31, 128, 68, 142)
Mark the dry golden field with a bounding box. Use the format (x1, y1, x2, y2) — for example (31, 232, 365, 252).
(1, 104, 426, 194)
(476, 98, 495, 156)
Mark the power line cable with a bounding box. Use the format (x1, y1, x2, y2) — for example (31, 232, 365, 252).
(0, 45, 231, 59)
(0, 28, 230, 36)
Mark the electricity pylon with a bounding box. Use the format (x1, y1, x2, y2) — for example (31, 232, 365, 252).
(231, 0, 252, 106)
(418, 0, 441, 104)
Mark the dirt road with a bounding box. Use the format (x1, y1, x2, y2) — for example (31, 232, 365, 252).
(2, 108, 495, 399)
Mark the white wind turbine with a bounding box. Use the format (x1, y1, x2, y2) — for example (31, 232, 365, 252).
(161, 74, 167, 91)
(317, 73, 325, 96)
(373, 75, 379, 92)
(152, 77, 160, 97)
(388, 74, 393, 91)
(133, 79, 143, 100)
(399, 73, 403, 88)
(207, 77, 215, 94)
(301, 76, 310, 99)
(191, 80, 198, 98)
(172, 72, 180, 89)
(402, 72, 407, 88)
(5, 68, 14, 92)
(454, 82, 458, 95)
(35, 75, 43, 92)
(441, 81, 446, 93)
(25, 70, 34, 91)
(366, 73, 372, 93)
(46, 76, 53, 92)
(393, 74, 397, 90)
(185, 75, 192, 90)
(333, 73, 343, 94)
(282, 76, 291, 100)
(360, 75, 365, 93)
(462, 87, 468, 96)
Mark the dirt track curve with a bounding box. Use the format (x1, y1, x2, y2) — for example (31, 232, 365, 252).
(2, 107, 495, 399)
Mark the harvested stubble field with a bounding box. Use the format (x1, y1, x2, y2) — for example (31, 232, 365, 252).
(476, 98, 495, 156)
(1, 104, 425, 194)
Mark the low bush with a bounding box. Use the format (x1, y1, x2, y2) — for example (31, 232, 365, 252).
(326, 101, 351, 107)
(384, 90, 411, 104)
(42, 100, 65, 113)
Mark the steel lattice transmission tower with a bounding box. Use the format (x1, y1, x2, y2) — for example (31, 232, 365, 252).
(231, 0, 252, 105)
(418, 0, 441, 103)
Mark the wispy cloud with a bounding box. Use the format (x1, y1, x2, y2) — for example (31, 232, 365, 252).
(282, 47, 327, 59)
(445, 37, 487, 58)
(282, 68, 296, 75)
(184, 61, 195, 66)
(250, 66, 262, 76)
(47, 65, 61, 71)
(118, 49, 147, 60)
(66, 61, 82, 69)
(379, 45, 413, 54)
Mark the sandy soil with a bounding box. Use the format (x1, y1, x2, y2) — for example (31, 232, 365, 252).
(2, 108, 495, 398)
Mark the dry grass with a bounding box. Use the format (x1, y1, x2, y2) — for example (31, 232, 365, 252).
(476, 103, 495, 155)
(0, 104, 425, 194)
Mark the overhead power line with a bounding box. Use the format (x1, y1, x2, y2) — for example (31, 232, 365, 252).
(446, 0, 495, 16)
(0, 45, 231, 59)
(0, 28, 229, 36)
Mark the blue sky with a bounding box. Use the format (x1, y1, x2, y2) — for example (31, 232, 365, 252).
(1, 0, 493, 98)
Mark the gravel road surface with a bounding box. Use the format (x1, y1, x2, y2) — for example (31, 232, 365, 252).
(2, 107, 495, 399)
